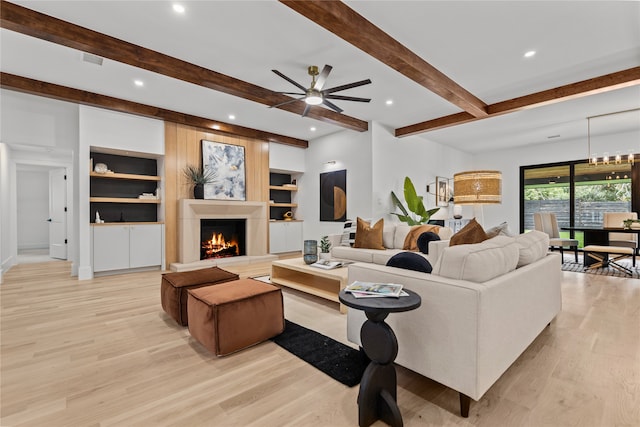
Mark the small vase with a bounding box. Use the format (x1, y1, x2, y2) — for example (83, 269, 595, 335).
(194, 184, 204, 199)
(303, 240, 318, 264)
(319, 252, 331, 261)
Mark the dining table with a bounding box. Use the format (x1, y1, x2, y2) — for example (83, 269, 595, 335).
(561, 226, 640, 266)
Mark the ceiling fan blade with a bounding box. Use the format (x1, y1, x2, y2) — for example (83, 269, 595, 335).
(322, 99, 343, 114)
(325, 94, 371, 103)
(324, 79, 372, 94)
(301, 104, 311, 117)
(278, 92, 305, 96)
(272, 70, 307, 92)
(270, 97, 305, 109)
(314, 64, 333, 90)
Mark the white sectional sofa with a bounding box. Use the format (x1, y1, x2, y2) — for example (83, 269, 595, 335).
(345, 231, 562, 417)
(328, 223, 453, 266)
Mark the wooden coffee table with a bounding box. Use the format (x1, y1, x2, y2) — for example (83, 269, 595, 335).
(270, 258, 349, 313)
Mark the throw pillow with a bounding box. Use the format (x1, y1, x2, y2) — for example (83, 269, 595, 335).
(340, 219, 356, 247)
(485, 221, 514, 238)
(416, 231, 441, 254)
(386, 252, 432, 273)
(449, 218, 489, 246)
(354, 217, 385, 250)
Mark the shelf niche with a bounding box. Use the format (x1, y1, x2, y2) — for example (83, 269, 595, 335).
(90, 151, 160, 223)
(269, 172, 296, 221)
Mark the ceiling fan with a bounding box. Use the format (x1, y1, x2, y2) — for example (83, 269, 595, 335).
(270, 65, 371, 116)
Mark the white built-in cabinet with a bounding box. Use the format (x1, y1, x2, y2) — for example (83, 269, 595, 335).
(92, 224, 163, 272)
(269, 221, 303, 253)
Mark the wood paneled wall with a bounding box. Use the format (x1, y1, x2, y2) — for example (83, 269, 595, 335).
(164, 122, 270, 266)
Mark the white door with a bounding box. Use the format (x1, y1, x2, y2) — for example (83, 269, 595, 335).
(49, 168, 67, 260)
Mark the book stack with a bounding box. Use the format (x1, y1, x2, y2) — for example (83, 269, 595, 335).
(345, 281, 408, 298)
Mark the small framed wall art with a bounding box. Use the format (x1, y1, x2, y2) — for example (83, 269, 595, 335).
(436, 176, 449, 207)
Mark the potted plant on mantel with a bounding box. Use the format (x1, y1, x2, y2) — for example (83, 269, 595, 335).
(183, 164, 218, 199)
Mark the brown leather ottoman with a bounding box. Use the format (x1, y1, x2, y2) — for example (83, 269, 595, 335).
(187, 279, 285, 356)
(161, 267, 239, 326)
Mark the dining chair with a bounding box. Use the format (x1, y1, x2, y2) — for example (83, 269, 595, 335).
(603, 212, 638, 252)
(533, 212, 579, 262)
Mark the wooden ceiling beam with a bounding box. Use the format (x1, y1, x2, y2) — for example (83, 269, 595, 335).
(396, 66, 640, 137)
(280, 0, 488, 118)
(0, 72, 309, 148)
(0, 0, 367, 133)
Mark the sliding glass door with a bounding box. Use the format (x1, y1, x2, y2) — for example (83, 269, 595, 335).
(521, 160, 635, 248)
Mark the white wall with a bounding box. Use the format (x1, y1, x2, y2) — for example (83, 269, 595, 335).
(370, 121, 473, 223)
(297, 121, 474, 242)
(298, 128, 373, 241)
(16, 169, 50, 250)
(79, 106, 164, 155)
(269, 143, 305, 172)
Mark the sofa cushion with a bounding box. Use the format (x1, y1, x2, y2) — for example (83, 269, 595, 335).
(449, 218, 489, 246)
(332, 245, 375, 263)
(340, 219, 356, 247)
(433, 236, 519, 282)
(354, 218, 385, 250)
(514, 230, 549, 267)
(417, 231, 440, 254)
(386, 252, 433, 273)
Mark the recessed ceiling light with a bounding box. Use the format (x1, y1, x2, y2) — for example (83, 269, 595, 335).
(134, 79, 144, 87)
(310, 127, 316, 132)
(385, 99, 393, 106)
(228, 114, 236, 120)
(524, 50, 536, 58)
(173, 4, 185, 14)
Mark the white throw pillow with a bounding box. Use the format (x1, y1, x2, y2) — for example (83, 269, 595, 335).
(514, 230, 549, 267)
(382, 225, 396, 249)
(393, 224, 412, 249)
(340, 220, 356, 247)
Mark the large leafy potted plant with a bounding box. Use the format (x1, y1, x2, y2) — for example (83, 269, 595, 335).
(391, 176, 440, 225)
(183, 164, 217, 199)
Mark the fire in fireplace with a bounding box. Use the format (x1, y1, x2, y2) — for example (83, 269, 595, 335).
(200, 219, 246, 260)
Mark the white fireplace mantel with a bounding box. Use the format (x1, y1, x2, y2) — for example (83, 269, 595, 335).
(177, 199, 268, 265)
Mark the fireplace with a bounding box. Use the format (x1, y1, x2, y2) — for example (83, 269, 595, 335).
(200, 219, 246, 260)
(175, 199, 272, 271)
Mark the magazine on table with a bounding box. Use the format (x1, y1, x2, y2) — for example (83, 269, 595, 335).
(350, 290, 410, 298)
(345, 281, 404, 297)
(310, 259, 353, 269)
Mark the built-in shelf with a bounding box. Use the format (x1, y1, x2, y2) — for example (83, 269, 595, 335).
(268, 185, 298, 191)
(269, 202, 298, 208)
(90, 197, 161, 204)
(269, 219, 303, 223)
(90, 171, 160, 181)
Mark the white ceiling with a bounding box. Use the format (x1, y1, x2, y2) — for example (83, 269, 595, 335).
(1, 1, 639, 153)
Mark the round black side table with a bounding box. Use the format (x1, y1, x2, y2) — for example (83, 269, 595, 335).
(339, 289, 421, 427)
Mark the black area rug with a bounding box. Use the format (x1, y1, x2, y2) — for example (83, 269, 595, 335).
(271, 320, 369, 387)
(562, 260, 639, 278)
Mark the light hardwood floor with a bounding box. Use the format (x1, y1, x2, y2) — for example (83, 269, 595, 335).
(1, 261, 639, 426)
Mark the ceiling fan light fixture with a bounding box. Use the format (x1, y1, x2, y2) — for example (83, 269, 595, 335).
(305, 89, 323, 105)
